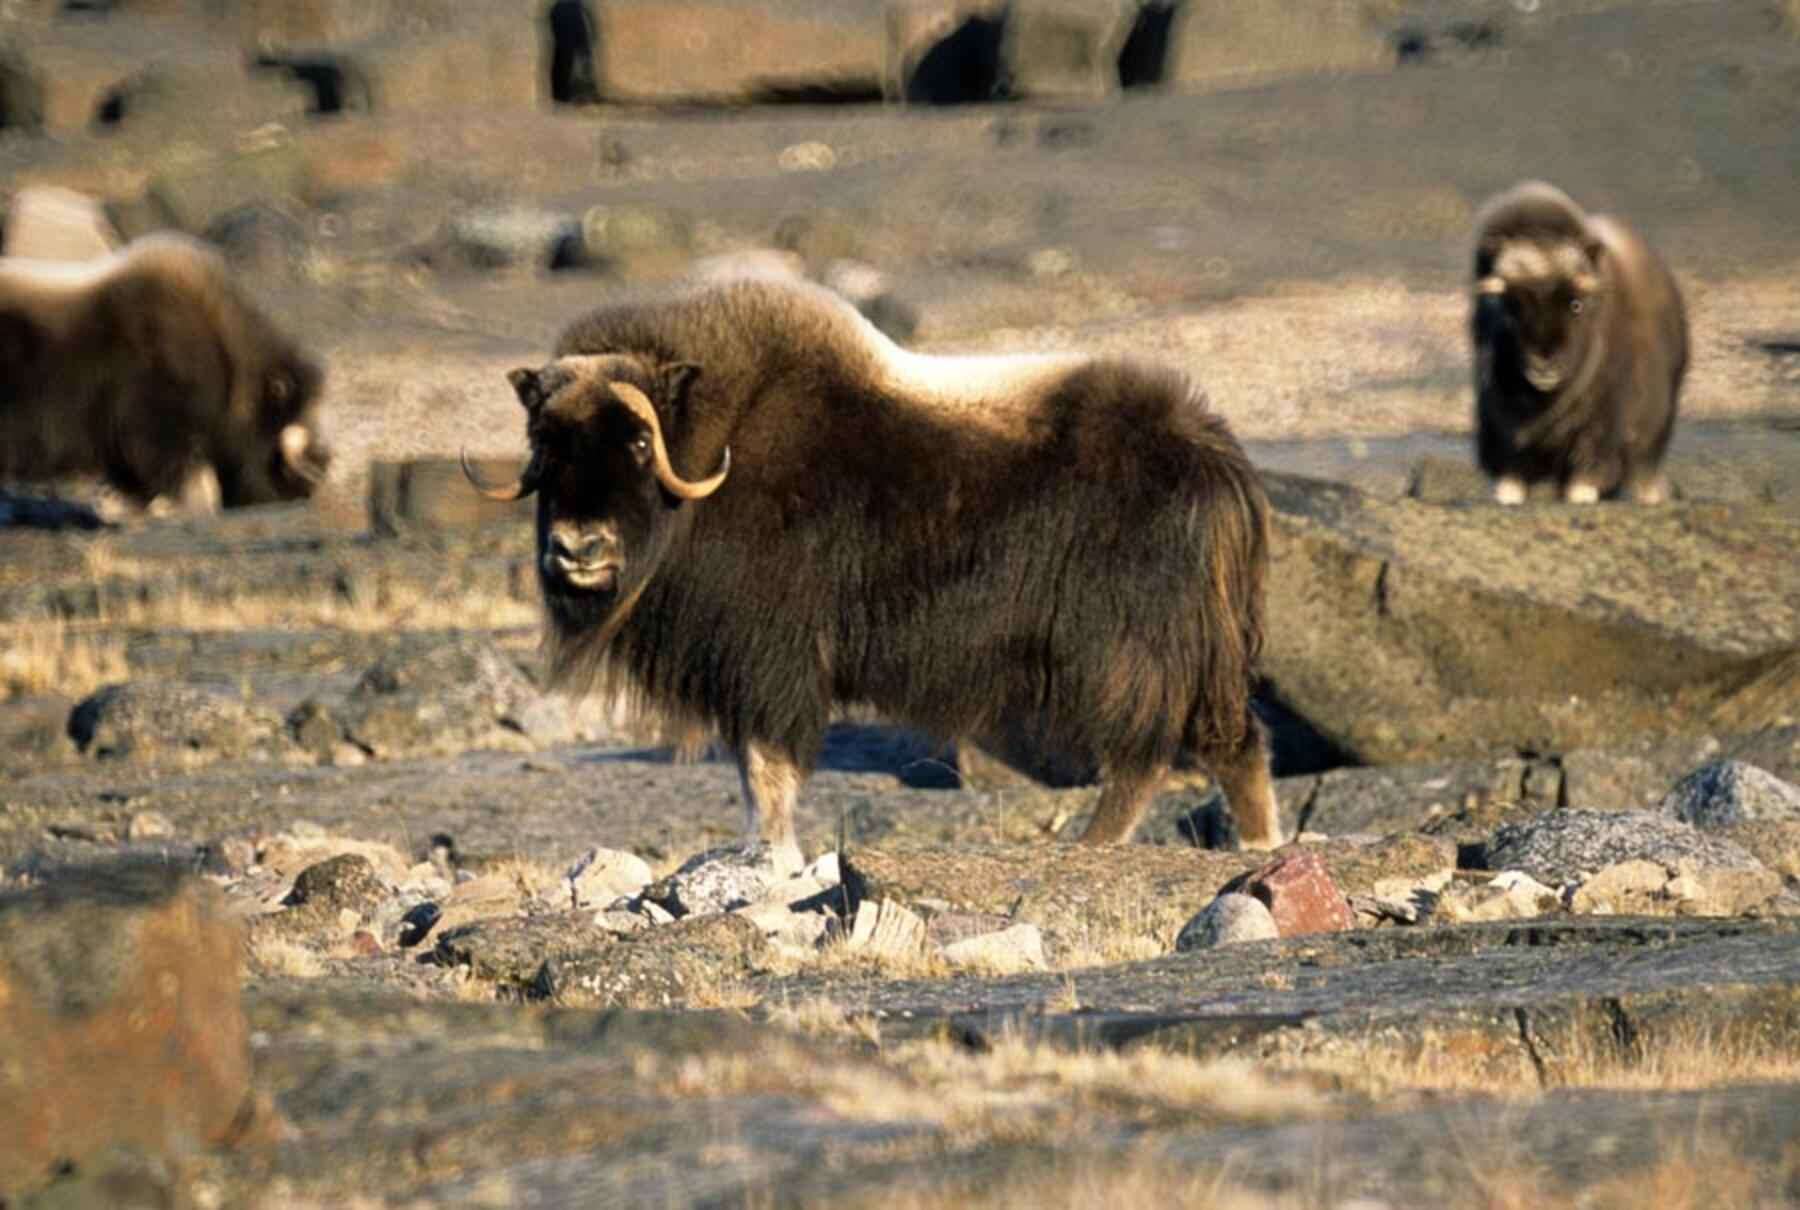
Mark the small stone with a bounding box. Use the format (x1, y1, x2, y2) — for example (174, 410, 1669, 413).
(844, 898, 926, 959)
(1661, 761, 1800, 831)
(126, 811, 175, 841)
(396, 901, 442, 947)
(803, 851, 841, 886)
(1239, 852, 1355, 937)
(1569, 859, 1670, 915)
(564, 847, 655, 909)
(735, 901, 834, 949)
(287, 854, 387, 916)
(640, 900, 675, 926)
(940, 923, 1047, 974)
(348, 930, 382, 957)
(594, 908, 652, 936)
(1175, 893, 1280, 950)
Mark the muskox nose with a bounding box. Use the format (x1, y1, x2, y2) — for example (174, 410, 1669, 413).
(549, 532, 606, 567)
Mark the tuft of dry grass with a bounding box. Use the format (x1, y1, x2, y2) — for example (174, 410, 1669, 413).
(0, 616, 130, 700)
(764, 995, 883, 1046)
(246, 934, 328, 979)
(1302, 1010, 1800, 1099)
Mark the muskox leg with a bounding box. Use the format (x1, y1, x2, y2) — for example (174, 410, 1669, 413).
(1493, 475, 1528, 506)
(1623, 470, 1670, 505)
(1199, 715, 1282, 850)
(1563, 478, 1602, 505)
(1076, 764, 1169, 846)
(737, 742, 805, 875)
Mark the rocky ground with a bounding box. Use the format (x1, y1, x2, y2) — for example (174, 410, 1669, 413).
(4, 0, 1800, 1206)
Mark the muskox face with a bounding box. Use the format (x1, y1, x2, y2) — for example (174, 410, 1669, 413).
(467, 355, 727, 632)
(218, 350, 332, 507)
(1475, 236, 1603, 394)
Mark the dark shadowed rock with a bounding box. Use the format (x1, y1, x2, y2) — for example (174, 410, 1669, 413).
(1485, 810, 1767, 886)
(67, 681, 291, 764)
(1661, 760, 1800, 830)
(1263, 473, 1800, 765)
(336, 637, 537, 759)
(0, 862, 256, 1202)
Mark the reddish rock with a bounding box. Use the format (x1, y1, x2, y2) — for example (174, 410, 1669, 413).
(0, 863, 260, 1201)
(1237, 851, 1356, 937)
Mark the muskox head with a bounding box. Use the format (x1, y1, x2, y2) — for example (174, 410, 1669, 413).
(1472, 181, 1606, 395)
(464, 354, 728, 632)
(226, 349, 331, 506)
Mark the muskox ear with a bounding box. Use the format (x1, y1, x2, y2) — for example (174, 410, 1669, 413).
(507, 367, 547, 413)
(659, 361, 702, 407)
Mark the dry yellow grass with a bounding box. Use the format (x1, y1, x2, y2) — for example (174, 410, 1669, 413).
(1303, 1009, 1800, 1099)
(0, 616, 130, 700)
(81, 583, 539, 633)
(245, 934, 328, 979)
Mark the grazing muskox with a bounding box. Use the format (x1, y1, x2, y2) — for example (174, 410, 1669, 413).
(465, 278, 1279, 868)
(0, 233, 329, 510)
(1470, 180, 1688, 504)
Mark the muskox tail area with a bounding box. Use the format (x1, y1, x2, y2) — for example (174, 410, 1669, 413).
(1183, 400, 1270, 755)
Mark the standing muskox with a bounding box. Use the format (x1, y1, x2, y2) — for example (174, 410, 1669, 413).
(465, 278, 1280, 867)
(0, 233, 329, 510)
(1469, 180, 1688, 504)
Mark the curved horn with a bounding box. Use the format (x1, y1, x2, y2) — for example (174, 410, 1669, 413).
(460, 447, 538, 501)
(607, 380, 730, 500)
(278, 424, 325, 484)
(1474, 275, 1507, 296)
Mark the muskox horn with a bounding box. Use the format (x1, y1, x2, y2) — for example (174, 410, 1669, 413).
(1475, 275, 1507, 296)
(460, 447, 538, 501)
(606, 381, 730, 500)
(278, 424, 325, 484)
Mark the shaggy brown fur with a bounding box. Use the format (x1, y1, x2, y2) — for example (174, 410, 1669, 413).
(486, 278, 1278, 861)
(0, 233, 329, 509)
(1470, 180, 1688, 503)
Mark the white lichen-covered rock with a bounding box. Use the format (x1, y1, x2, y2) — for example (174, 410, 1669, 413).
(1175, 893, 1279, 950)
(940, 923, 1047, 974)
(642, 846, 793, 918)
(564, 847, 655, 909)
(1486, 809, 1764, 887)
(1661, 761, 1800, 831)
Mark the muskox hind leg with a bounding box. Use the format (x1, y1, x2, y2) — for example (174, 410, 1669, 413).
(1199, 714, 1282, 850)
(1076, 764, 1170, 846)
(737, 742, 805, 875)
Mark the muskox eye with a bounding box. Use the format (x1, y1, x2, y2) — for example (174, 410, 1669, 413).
(629, 434, 651, 464)
(1569, 299, 1584, 315)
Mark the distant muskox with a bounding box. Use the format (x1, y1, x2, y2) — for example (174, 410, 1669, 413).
(1470, 180, 1688, 504)
(0, 233, 329, 510)
(465, 278, 1279, 867)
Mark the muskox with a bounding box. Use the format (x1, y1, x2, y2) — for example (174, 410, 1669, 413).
(465, 278, 1280, 868)
(1470, 180, 1688, 504)
(0, 233, 329, 510)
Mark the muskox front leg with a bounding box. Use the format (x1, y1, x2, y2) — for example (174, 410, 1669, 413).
(737, 742, 805, 875)
(1201, 715, 1282, 850)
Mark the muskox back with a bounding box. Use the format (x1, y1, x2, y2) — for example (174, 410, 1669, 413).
(0, 234, 328, 509)
(1470, 180, 1687, 504)
(497, 278, 1282, 860)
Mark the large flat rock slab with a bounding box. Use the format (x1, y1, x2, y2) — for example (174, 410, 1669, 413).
(781, 917, 1800, 1075)
(1264, 472, 1800, 764)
